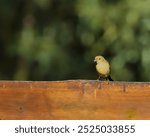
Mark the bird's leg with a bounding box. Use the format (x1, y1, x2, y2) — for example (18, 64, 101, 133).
(106, 77, 110, 81)
(98, 76, 104, 81)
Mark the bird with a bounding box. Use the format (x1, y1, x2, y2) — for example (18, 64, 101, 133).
(94, 55, 113, 81)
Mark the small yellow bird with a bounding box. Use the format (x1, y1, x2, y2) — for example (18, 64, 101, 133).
(94, 55, 113, 81)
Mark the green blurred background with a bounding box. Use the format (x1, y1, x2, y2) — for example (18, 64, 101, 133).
(0, 0, 150, 81)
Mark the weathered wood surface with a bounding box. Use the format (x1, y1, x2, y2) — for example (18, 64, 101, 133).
(0, 80, 150, 120)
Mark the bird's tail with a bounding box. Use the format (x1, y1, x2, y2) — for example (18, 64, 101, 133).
(107, 75, 113, 81)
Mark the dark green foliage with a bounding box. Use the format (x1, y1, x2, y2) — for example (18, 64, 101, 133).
(0, 0, 150, 81)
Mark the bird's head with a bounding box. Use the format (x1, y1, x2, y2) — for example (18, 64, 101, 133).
(94, 56, 105, 64)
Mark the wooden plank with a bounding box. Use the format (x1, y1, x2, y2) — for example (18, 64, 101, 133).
(0, 80, 150, 120)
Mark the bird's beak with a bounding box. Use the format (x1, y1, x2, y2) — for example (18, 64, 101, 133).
(94, 59, 96, 63)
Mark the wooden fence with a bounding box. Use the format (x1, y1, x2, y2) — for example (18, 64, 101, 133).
(0, 80, 150, 119)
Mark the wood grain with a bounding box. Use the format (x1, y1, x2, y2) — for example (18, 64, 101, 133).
(0, 80, 150, 120)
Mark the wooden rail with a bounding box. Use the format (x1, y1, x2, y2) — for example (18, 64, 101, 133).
(0, 80, 150, 120)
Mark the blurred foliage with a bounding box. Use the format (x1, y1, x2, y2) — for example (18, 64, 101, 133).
(0, 0, 150, 81)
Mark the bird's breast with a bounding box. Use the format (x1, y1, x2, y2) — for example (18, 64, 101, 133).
(96, 63, 110, 76)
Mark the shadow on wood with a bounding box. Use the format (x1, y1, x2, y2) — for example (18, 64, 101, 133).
(0, 80, 150, 120)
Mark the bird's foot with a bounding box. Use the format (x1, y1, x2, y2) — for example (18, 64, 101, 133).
(98, 76, 105, 81)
